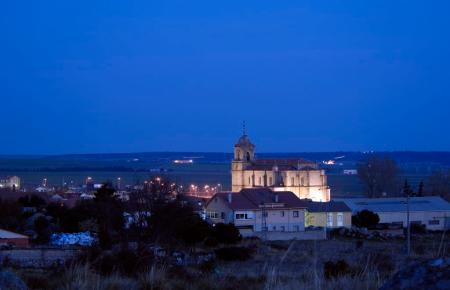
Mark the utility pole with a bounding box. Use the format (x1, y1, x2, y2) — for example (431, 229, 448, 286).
(406, 187, 411, 256)
(261, 202, 267, 241)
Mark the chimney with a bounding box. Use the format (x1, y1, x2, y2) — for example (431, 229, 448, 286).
(274, 194, 279, 203)
(228, 193, 232, 203)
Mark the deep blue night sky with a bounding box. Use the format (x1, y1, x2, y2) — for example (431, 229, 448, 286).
(1, 1, 449, 154)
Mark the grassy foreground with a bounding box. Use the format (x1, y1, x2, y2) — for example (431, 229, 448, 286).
(12, 233, 449, 290)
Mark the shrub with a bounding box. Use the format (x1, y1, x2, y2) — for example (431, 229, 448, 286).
(324, 260, 349, 280)
(215, 247, 254, 261)
(269, 241, 289, 251)
(23, 275, 50, 290)
(33, 216, 51, 244)
(352, 210, 380, 229)
(203, 236, 219, 247)
(18, 195, 46, 208)
(198, 260, 216, 273)
(95, 254, 116, 275)
(355, 240, 364, 249)
(369, 252, 394, 274)
(212, 223, 241, 244)
(410, 223, 426, 234)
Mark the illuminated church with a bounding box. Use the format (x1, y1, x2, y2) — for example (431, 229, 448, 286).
(231, 130, 330, 202)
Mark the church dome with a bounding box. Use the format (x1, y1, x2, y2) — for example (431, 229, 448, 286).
(235, 134, 255, 148)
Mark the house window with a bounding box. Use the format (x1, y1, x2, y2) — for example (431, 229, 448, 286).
(269, 177, 272, 185)
(262, 226, 268, 231)
(337, 213, 344, 227)
(207, 212, 219, 219)
(272, 226, 276, 231)
(263, 212, 268, 218)
(221, 212, 225, 219)
(428, 220, 440, 225)
(281, 226, 285, 232)
(281, 211, 285, 217)
(235, 213, 250, 220)
(293, 211, 299, 218)
(327, 213, 333, 227)
(291, 177, 295, 186)
(259, 176, 262, 185)
(301, 177, 304, 185)
(248, 177, 251, 185)
(293, 225, 299, 231)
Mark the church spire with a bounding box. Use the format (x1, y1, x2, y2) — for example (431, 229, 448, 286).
(242, 121, 246, 136)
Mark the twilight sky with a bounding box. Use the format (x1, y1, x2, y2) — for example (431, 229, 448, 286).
(1, 1, 449, 154)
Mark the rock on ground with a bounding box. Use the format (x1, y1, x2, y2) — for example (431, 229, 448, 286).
(380, 258, 450, 290)
(0, 271, 27, 290)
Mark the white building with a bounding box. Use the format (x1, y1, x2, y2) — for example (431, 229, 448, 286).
(205, 188, 307, 235)
(0, 176, 21, 190)
(231, 132, 330, 201)
(337, 196, 450, 231)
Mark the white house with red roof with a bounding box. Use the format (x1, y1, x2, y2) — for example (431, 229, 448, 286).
(206, 188, 308, 236)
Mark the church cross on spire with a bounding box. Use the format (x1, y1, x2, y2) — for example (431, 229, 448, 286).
(242, 121, 246, 136)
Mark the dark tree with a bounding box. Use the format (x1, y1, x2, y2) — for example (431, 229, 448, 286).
(18, 195, 46, 208)
(402, 180, 414, 197)
(94, 183, 124, 249)
(352, 210, 380, 229)
(149, 200, 211, 247)
(34, 216, 51, 244)
(0, 198, 24, 231)
(212, 223, 242, 244)
(126, 177, 181, 247)
(357, 155, 399, 197)
(417, 180, 424, 197)
(427, 170, 450, 201)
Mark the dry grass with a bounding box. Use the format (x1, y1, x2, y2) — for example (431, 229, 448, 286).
(14, 233, 449, 290)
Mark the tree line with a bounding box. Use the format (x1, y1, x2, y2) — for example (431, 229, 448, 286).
(357, 155, 450, 200)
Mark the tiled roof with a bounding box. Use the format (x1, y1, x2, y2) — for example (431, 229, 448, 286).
(0, 229, 28, 239)
(213, 192, 258, 210)
(254, 159, 315, 166)
(306, 201, 351, 213)
(210, 188, 308, 210)
(245, 159, 318, 171)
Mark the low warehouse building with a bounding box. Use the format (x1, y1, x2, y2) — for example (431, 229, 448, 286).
(336, 196, 450, 231)
(0, 229, 30, 248)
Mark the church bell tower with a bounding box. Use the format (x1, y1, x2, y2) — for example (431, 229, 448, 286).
(231, 123, 255, 192)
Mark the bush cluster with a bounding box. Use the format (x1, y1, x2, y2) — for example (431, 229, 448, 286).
(323, 260, 350, 279)
(215, 246, 254, 261)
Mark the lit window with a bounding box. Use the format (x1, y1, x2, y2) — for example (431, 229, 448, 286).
(337, 213, 344, 227)
(208, 212, 219, 219)
(259, 176, 262, 185)
(269, 177, 272, 185)
(291, 177, 295, 186)
(236, 213, 248, 220)
(327, 213, 333, 227)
